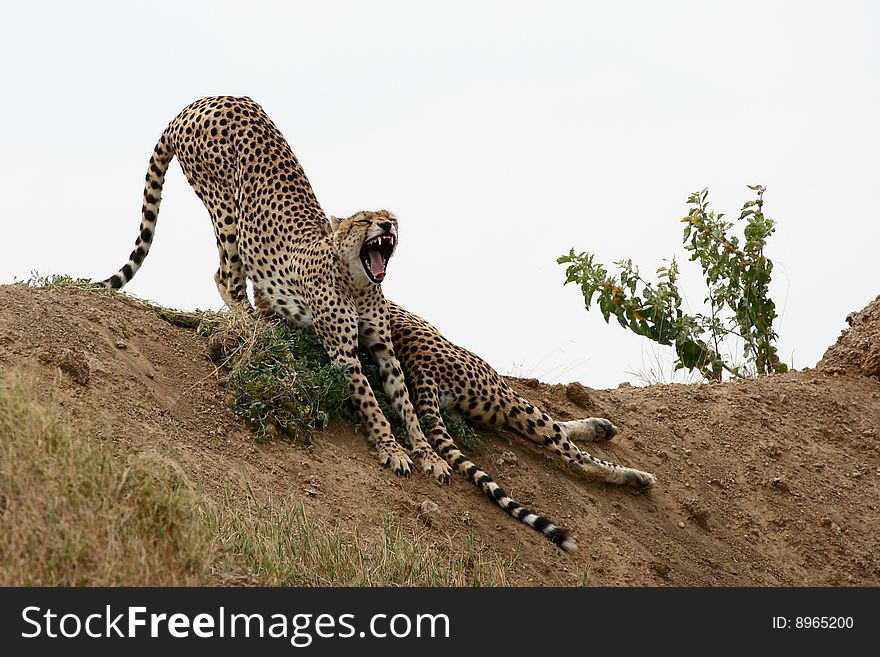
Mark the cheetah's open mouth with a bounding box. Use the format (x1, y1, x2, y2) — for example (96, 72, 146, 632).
(361, 234, 395, 283)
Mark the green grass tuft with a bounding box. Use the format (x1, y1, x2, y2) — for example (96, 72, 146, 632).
(23, 271, 105, 290)
(217, 316, 352, 441)
(204, 311, 481, 447)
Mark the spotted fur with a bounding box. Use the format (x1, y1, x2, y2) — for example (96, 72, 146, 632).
(385, 300, 657, 551)
(102, 96, 450, 482)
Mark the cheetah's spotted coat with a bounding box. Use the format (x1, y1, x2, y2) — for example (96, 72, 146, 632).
(384, 300, 657, 550)
(103, 96, 450, 482)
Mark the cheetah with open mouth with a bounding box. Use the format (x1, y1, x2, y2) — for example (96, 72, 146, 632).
(101, 96, 450, 483)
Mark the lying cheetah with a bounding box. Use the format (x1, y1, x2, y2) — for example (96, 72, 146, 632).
(385, 300, 656, 551)
(101, 96, 450, 482)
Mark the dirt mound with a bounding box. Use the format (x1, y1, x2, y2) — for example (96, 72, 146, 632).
(819, 295, 880, 380)
(1, 284, 879, 585)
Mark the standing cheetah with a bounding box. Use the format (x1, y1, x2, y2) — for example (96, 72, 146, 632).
(101, 96, 450, 482)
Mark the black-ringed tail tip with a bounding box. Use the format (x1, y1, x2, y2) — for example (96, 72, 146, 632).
(549, 526, 578, 552)
(514, 506, 578, 552)
(431, 431, 578, 551)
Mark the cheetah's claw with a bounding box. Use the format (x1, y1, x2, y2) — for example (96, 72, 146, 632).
(414, 449, 452, 484)
(378, 447, 413, 478)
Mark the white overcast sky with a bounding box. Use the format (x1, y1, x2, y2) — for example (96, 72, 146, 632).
(1, 1, 877, 388)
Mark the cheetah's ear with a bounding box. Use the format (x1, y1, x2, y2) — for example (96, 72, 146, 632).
(328, 216, 340, 233)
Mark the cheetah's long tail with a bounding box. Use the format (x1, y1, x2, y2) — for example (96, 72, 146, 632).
(429, 431, 578, 551)
(101, 129, 176, 289)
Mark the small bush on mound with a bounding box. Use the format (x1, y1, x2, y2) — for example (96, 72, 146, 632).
(202, 312, 353, 441)
(202, 310, 482, 447)
(559, 185, 787, 381)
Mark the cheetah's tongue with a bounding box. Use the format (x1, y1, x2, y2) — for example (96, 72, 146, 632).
(367, 248, 386, 281)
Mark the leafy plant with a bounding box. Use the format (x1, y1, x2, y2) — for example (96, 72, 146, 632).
(205, 311, 481, 445)
(207, 315, 353, 441)
(558, 185, 787, 380)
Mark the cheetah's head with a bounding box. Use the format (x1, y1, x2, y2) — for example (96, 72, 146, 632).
(329, 210, 398, 286)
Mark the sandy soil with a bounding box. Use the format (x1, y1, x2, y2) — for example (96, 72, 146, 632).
(1, 284, 878, 586)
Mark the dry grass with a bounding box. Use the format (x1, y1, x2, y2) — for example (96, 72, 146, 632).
(0, 374, 209, 585)
(205, 489, 515, 586)
(0, 372, 515, 586)
(199, 307, 269, 369)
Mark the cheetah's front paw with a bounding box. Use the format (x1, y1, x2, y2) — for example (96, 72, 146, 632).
(377, 441, 413, 478)
(414, 448, 452, 484)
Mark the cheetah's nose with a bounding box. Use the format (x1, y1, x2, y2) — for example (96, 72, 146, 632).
(379, 221, 393, 233)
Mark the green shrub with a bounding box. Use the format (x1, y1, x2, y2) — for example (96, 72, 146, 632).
(204, 312, 481, 445)
(559, 185, 787, 380)
(202, 314, 352, 441)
